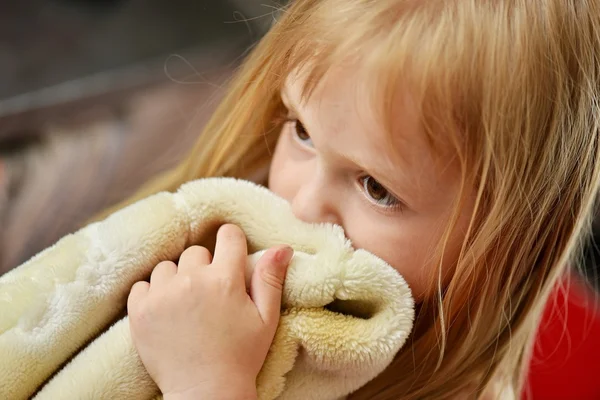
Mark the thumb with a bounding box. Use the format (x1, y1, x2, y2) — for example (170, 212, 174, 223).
(250, 245, 293, 328)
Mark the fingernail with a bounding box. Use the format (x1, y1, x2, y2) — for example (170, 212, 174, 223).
(277, 246, 294, 264)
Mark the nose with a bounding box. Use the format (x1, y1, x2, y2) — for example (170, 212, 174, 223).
(290, 173, 342, 226)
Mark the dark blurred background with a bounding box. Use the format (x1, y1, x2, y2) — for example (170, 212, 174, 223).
(0, 0, 280, 273)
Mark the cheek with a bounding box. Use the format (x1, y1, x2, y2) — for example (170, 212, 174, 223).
(383, 237, 442, 303)
(344, 217, 443, 303)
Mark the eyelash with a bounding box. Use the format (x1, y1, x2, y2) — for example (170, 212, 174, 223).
(358, 176, 403, 212)
(288, 118, 312, 146)
(283, 116, 404, 213)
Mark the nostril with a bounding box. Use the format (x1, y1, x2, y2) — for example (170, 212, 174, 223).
(324, 298, 378, 319)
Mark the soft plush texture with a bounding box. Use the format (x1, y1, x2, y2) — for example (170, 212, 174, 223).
(0, 177, 414, 400)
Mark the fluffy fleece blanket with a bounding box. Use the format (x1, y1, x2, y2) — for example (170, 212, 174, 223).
(0, 178, 414, 400)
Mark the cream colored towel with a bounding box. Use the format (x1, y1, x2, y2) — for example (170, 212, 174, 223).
(0, 178, 414, 400)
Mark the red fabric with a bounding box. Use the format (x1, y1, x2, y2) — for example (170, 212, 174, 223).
(524, 276, 600, 399)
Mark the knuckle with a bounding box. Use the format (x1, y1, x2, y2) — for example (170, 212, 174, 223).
(260, 266, 284, 291)
(215, 275, 237, 293)
(179, 274, 194, 291)
(170, 273, 196, 295)
(129, 301, 152, 325)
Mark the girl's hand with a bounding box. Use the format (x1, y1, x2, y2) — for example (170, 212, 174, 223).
(127, 224, 294, 400)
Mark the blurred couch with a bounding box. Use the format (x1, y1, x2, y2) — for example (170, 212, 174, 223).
(0, 0, 278, 273)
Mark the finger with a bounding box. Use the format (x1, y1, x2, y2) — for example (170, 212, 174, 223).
(177, 245, 212, 274)
(250, 245, 293, 328)
(212, 224, 248, 281)
(149, 261, 177, 289)
(127, 280, 150, 314)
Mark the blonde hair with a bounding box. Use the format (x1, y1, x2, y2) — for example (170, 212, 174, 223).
(104, 1, 600, 398)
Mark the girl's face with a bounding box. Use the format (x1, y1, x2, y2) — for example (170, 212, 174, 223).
(268, 66, 474, 300)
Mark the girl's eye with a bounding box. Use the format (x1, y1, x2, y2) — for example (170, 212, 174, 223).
(291, 119, 313, 146)
(361, 176, 401, 208)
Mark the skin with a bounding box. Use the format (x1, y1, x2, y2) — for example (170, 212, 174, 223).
(128, 64, 473, 399)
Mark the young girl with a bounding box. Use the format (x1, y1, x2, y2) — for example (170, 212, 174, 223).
(124, 1, 600, 399)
